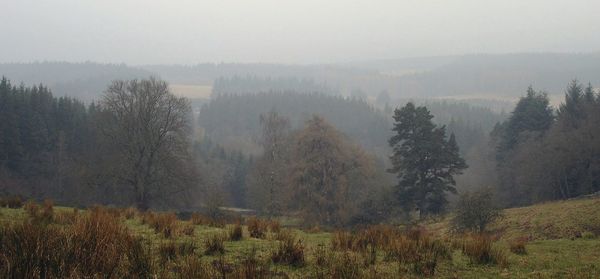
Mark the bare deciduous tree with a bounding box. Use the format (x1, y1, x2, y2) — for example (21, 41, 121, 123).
(100, 77, 194, 210)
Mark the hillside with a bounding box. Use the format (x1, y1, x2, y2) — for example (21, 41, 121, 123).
(1, 197, 599, 278)
(427, 195, 600, 241)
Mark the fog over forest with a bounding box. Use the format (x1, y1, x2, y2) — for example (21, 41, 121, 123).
(2, 1, 600, 278)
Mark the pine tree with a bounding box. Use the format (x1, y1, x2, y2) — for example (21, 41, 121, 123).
(388, 103, 467, 215)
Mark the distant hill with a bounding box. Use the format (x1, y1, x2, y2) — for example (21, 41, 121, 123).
(3, 53, 600, 102)
(371, 53, 600, 98)
(0, 62, 152, 101)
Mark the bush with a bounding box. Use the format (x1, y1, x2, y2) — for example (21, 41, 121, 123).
(331, 231, 355, 251)
(0, 195, 23, 208)
(228, 223, 243, 241)
(461, 234, 507, 266)
(271, 232, 304, 267)
(508, 237, 527, 255)
(0, 206, 154, 278)
(178, 255, 216, 279)
(233, 248, 271, 279)
(123, 207, 138, 219)
(451, 189, 501, 233)
(181, 223, 196, 236)
(190, 212, 225, 228)
(247, 217, 268, 239)
(582, 231, 596, 239)
(144, 212, 179, 238)
(159, 241, 196, 263)
(328, 252, 362, 279)
(268, 220, 281, 233)
(53, 208, 79, 225)
(204, 234, 225, 255)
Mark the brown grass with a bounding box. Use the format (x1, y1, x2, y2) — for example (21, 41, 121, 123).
(228, 223, 244, 241)
(461, 234, 507, 266)
(271, 231, 304, 267)
(190, 212, 225, 228)
(0, 195, 23, 208)
(181, 223, 196, 236)
(509, 237, 528, 255)
(143, 211, 179, 238)
(0, 205, 154, 278)
(204, 234, 225, 255)
(247, 217, 268, 239)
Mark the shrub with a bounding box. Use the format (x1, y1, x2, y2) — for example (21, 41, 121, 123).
(23, 200, 40, 218)
(144, 212, 179, 238)
(204, 234, 225, 255)
(179, 255, 216, 279)
(123, 207, 138, 219)
(233, 248, 271, 279)
(451, 189, 501, 233)
(0, 195, 23, 208)
(582, 231, 596, 239)
(0, 206, 154, 278)
(331, 231, 355, 251)
(159, 241, 196, 264)
(53, 208, 79, 225)
(328, 252, 362, 279)
(190, 212, 225, 228)
(268, 220, 281, 233)
(382, 230, 450, 276)
(41, 199, 54, 220)
(271, 232, 304, 267)
(181, 223, 196, 236)
(228, 223, 243, 241)
(247, 217, 268, 239)
(461, 234, 507, 266)
(508, 237, 527, 255)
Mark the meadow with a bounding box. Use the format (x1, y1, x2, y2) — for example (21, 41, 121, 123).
(1, 196, 599, 278)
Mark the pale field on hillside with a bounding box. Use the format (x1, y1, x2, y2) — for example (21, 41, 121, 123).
(170, 84, 212, 99)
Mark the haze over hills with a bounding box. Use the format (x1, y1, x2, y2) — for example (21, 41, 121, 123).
(2, 53, 599, 106)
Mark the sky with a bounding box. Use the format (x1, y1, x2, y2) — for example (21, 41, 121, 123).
(2, 0, 600, 65)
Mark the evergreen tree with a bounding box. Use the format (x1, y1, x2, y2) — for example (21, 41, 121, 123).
(388, 103, 467, 215)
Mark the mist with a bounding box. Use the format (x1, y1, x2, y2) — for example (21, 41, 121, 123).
(3, 0, 600, 64)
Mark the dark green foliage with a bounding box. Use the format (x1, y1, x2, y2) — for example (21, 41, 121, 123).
(451, 189, 501, 232)
(388, 103, 467, 215)
(492, 81, 600, 206)
(198, 92, 392, 158)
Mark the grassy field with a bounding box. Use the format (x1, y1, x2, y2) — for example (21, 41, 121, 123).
(170, 84, 212, 99)
(1, 197, 599, 278)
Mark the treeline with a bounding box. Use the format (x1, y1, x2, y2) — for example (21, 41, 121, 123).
(198, 92, 392, 159)
(0, 77, 98, 203)
(0, 62, 150, 101)
(492, 81, 600, 206)
(0, 77, 195, 208)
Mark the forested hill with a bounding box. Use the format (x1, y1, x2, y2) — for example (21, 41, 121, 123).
(0, 62, 151, 101)
(198, 92, 392, 158)
(390, 53, 600, 98)
(3, 53, 600, 102)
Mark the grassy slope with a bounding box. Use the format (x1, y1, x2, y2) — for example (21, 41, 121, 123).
(427, 196, 600, 241)
(2, 198, 600, 278)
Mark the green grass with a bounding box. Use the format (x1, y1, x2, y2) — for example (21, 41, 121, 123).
(2, 197, 600, 278)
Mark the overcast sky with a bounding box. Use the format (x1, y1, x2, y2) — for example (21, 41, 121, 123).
(2, 0, 600, 65)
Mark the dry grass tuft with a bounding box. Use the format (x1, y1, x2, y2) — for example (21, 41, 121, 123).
(0, 195, 23, 208)
(247, 217, 268, 239)
(509, 237, 528, 255)
(461, 234, 508, 266)
(143, 211, 180, 238)
(204, 234, 225, 255)
(228, 223, 244, 241)
(271, 231, 304, 267)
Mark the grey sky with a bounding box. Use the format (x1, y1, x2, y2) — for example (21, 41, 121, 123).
(2, 0, 599, 65)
